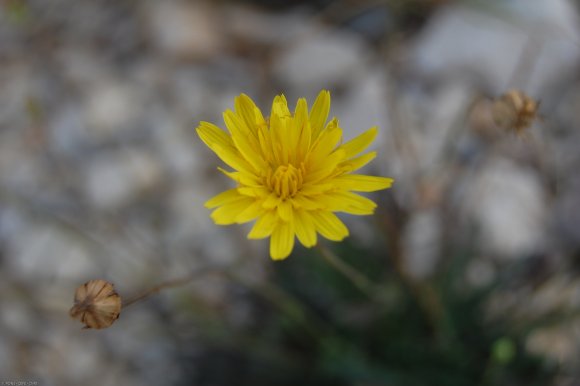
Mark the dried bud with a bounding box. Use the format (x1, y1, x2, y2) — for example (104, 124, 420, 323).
(70, 279, 122, 329)
(492, 90, 539, 134)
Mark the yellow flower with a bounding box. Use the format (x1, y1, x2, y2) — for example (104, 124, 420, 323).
(197, 90, 394, 260)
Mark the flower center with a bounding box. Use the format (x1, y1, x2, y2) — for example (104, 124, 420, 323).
(268, 164, 303, 199)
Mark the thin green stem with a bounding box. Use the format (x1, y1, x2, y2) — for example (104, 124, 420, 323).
(315, 243, 380, 300)
(223, 270, 327, 341)
(122, 265, 221, 308)
(122, 261, 328, 342)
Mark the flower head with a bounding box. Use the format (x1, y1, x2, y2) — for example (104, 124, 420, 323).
(197, 90, 393, 260)
(492, 89, 540, 135)
(70, 279, 122, 329)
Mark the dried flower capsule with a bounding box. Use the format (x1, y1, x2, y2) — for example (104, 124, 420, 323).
(70, 279, 122, 329)
(492, 89, 539, 134)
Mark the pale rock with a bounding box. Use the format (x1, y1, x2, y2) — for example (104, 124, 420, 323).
(32, 328, 137, 386)
(0, 131, 45, 189)
(496, 0, 578, 37)
(0, 207, 25, 245)
(96, 235, 163, 293)
(56, 46, 112, 88)
(166, 181, 240, 265)
(332, 67, 390, 147)
(170, 68, 212, 118)
(7, 225, 97, 279)
(530, 38, 580, 94)
(0, 63, 35, 128)
(411, 6, 526, 91)
(273, 27, 370, 92)
(526, 324, 580, 367)
(43, 280, 79, 316)
(152, 113, 201, 177)
(85, 81, 143, 140)
(402, 209, 442, 279)
(374, 80, 423, 202)
(464, 158, 547, 258)
(410, 1, 580, 93)
(49, 102, 87, 157)
(83, 149, 163, 210)
(146, 1, 224, 60)
(167, 181, 218, 240)
(0, 341, 13, 381)
(526, 277, 580, 317)
(0, 300, 36, 336)
(386, 82, 473, 172)
(419, 83, 474, 167)
(501, 0, 580, 94)
(372, 82, 474, 207)
(157, 69, 214, 176)
(223, 3, 308, 46)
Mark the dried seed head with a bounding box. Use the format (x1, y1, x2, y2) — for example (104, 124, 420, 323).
(70, 279, 122, 329)
(492, 90, 539, 134)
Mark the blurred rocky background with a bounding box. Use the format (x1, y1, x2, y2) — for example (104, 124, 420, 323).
(1, 0, 580, 385)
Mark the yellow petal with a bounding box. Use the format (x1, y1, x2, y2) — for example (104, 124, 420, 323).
(237, 186, 270, 198)
(307, 118, 342, 166)
(263, 193, 282, 209)
(205, 189, 243, 209)
(324, 191, 377, 215)
(197, 122, 256, 174)
(290, 98, 308, 163)
(269, 112, 290, 165)
(300, 183, 333, 196)
(197, 90, 393, 262)
(257, 125, 274, 164)
(248, 211, 277, 239)
(271, 94, 290, 118)
(234, 94, 263, 136)
(235, 200, 265, 224)
(294, 210, 317, 247)
(309, 90, 330, 140)
(338, 151, 376, 173)
(291, 195, 325, 210)
(311, 211, 349, 241)
(296, 123, 311, 164)
(270, 221, 295, 260)
(197, 121, 233, 149)
(223, 110, 266, 171)
(305, 149, 346, 183)
(210, 197, 255, 225)
(218, 168, 262, 187)
(333, 175, 394, 192)
(340, 127, 377, 159)
(277, 199, 293, 222)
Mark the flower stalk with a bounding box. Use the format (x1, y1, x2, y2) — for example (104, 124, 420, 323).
(316, 243, 379, 300)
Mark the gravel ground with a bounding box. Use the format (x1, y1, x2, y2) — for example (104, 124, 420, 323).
(1, 0, 580, 385)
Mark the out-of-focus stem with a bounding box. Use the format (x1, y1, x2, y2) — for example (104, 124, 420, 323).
(316, 243, 379, 300)
(377, 209, 452, 344)
(223, 270, 327, 341)
(122, 266, 218, 308)
(122, 262, 327, 342)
